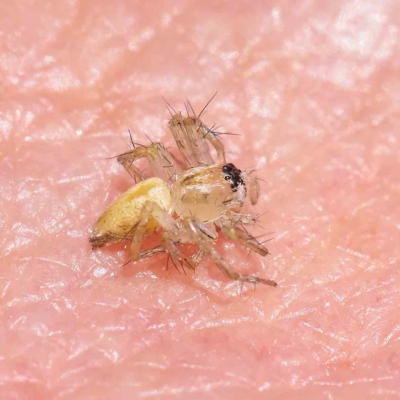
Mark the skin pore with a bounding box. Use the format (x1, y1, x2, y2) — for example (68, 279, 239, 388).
(1, 1, 400, 399)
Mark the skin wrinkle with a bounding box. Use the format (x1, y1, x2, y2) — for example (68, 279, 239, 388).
(1, 0, 400, 399)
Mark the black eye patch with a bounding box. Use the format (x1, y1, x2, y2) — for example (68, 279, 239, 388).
(222, 163, 235, 174)
(222, 163, 244, 191)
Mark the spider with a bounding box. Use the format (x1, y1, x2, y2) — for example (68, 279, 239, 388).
(89, 96, 277, 287)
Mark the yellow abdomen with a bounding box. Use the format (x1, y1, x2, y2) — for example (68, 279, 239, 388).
(90, 177, 172, 247)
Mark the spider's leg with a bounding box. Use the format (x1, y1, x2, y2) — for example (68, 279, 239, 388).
(186, 94, 226, 165)
(196, 120, 226, 165)
(168, 114, 198, 169)
(130, 208, 196, 272)
(139, 246, 166, 259)
(220, 211, 257, 226)
(220, 224, 269, 256)
(167, 100, 228, 167)
(179, 116, 215, 166)
(185, 218, 277, 287)
(116, 150, 147, 181)
(161, 235, 197, 271)
(129, 201, 197, 270)
(129, 206, 151, 261)
(117, 142, 181, 182)
(192, 248, 206, 264)
(128, 201, 173, 261)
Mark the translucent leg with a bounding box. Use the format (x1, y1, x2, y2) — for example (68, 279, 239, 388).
(220, 224, 269, 257)
(194, 117, 226, 165)
(138, 246, 165, 259)
(168, 113, 226, 168)
(162, 235, 197, 271)
(117, 142, 181, 182)
(127, 201, 197, 272)
(185, 218, 277, 287)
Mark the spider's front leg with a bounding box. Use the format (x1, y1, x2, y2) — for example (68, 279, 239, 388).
(168, 114, 226, 168)
(195, 118, 226, 165)
(117, 142, 181, 182)
(185, 218, 277, 287)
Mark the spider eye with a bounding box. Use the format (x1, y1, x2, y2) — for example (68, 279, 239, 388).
(222, 163, 245, 192)
(222, 163, 235, 174)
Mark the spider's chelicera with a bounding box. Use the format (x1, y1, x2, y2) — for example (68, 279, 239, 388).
(90, 98, 277, 287)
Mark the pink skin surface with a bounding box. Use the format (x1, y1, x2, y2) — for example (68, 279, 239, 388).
(1, 1, 400, 399)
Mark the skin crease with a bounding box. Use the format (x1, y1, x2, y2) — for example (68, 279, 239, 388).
(1, 0, 400, 398)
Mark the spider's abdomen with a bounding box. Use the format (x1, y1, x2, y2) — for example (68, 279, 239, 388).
(171, 164, 246, 223)
(89, 178, 172, 247)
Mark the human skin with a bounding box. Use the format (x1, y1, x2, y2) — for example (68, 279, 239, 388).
(1, 0, 400, 399)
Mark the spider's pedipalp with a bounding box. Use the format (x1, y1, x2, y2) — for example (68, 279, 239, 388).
(241, 170, 261, 206)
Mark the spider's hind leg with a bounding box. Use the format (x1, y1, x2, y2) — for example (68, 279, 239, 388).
(128, 201, 198, 272)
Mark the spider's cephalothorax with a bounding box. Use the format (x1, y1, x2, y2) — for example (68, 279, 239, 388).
(170, 163, 247, 223)
(90, 99, 277, 287)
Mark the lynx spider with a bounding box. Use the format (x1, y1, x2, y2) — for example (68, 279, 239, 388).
(90, 95, 277, 287)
